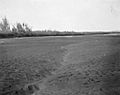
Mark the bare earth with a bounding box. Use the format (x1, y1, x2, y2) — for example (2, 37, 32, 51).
(0, 35, 120, 95)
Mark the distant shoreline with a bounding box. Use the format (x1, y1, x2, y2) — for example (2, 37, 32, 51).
(0, 31, 120, 39)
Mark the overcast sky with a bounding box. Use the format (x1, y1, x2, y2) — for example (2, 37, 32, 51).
(0, 0, 120, 31)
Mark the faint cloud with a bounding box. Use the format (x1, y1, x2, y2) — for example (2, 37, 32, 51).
(101, 0, 120, 16)
(109, 0, 120, 16)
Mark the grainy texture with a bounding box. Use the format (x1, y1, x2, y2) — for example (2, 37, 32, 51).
(0, 35, 120, 95)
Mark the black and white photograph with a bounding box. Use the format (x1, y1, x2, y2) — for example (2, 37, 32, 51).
(0, 0, 120, 95)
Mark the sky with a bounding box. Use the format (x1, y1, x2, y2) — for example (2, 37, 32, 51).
(0, 0, 120, 31)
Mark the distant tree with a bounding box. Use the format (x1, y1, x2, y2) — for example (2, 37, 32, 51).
(23, 23, 32, 33)
(12, 25, 17, 33)
(16, 23, 25, 33)
(0, 17, 11, 32)
(12, 23, 32, 33)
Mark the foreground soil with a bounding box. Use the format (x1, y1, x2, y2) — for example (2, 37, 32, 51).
(37, 35, 120, 95)
(0, 35, 120, 95)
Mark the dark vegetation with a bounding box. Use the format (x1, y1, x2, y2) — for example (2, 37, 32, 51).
(0, 17, 120, 39)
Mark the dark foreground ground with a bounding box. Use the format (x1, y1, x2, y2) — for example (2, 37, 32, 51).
(0, 35, 120, 95)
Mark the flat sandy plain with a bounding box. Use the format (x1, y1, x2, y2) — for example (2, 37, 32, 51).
(0, 35, 120, 95)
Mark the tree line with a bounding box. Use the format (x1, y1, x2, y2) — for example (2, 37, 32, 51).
(0, 17, 33, 38)
(0, 17, 32, 33)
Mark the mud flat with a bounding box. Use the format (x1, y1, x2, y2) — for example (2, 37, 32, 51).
(1, 35, 120, 95)
(37, 35, 120, 95)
